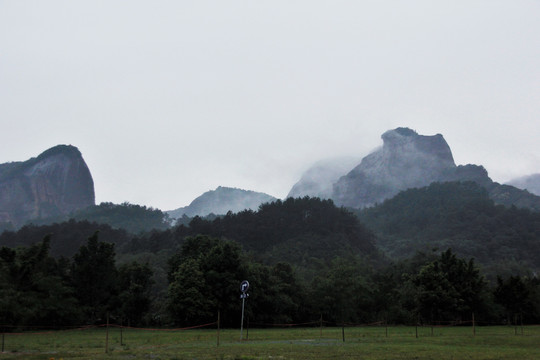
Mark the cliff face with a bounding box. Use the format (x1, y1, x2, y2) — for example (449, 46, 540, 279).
(0, 145, 95, 227)
(327, 127, 540, 211)
(332, 128, 457, 208)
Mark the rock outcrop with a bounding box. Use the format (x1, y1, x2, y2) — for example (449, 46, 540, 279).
(167, 186, 277, 219)
(297, 127, 540, 211)
(0, 145, 95, 227)
(332, 128, 458, 208)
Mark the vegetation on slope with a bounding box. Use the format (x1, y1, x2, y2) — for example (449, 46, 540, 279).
(357, 181, 540, 276)
(1, 195, 540, 329)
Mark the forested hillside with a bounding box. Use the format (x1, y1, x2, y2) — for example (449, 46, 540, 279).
(1, 195, 540, 329)
(127, 197, 378, 266)
(0, 220, 131, 258)
(357, 181, 540, 276)
(27, 202, 171, 234)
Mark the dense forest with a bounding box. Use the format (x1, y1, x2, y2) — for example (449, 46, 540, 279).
(356, 181, 540, 277)
(1, 189, 540, 329)
(23, 202, 172, 234)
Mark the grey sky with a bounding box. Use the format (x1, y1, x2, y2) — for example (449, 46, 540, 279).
(1, 1, 539, 210)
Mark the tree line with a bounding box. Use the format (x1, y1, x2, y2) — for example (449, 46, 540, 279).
(1, 194, 540, 328)
(0, 232, 152, 328)
(1, 232, 539, 329)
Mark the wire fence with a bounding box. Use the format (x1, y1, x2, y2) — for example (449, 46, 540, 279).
(1, 316, 539, 356)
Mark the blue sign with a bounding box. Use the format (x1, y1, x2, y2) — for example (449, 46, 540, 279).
(240, 280, 250, 293)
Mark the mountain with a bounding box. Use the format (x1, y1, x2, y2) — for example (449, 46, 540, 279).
(287, 156, 361, 200)
(506, 174, 540, 196)
(332, 127, 457, 208)
(167, 186, 277, 219)
(329, 127, 540, 211)
(0, 145, 95, 228)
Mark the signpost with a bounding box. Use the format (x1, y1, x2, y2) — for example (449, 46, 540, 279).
(240, 280, 249, 340)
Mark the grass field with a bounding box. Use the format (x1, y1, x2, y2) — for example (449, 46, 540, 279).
(0, 325, 539, 360)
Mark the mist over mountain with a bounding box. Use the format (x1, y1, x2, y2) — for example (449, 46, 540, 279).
(287, 156, 361, 200)
(287, 127, 540, 211)
(506, 174, 540, 196)
(167, 186, 277, 219)
(0, 145, 95, 228)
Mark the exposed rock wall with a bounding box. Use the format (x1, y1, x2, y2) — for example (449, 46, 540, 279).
(332, 128, 457, 208)
(298, 127, 540, 211)
(0, 145, 95, 226)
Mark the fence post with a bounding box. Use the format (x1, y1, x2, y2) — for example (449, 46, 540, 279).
(105, 312, 110, 354)
(119, 318, 123, 346)
(319, 314, 323, 339)
(217, 310, 220, 347)
(472, 313, 475, 337)
(342, 325, 345, 342)
(2, 333, 4, 352)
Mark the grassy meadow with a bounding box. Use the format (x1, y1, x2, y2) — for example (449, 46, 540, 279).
(0, 325, 539, 360)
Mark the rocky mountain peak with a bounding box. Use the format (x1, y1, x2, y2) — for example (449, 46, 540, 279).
(0, 145, 95, 227)
(380, 127, 454, 164)
(332, 127, 456, 208)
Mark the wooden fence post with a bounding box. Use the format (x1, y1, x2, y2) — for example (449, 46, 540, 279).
(217, 310, 221, 347)
(472, 313, 475, 337)
(105, 312, 109, 354)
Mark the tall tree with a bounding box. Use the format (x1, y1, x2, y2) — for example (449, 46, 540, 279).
(167, 235, 246, 326)
(413, 249, 488, 323)
(494, 275, 540, 324)
(0, 236, 80, 327)
(71, 231, 118, 323)
(117, 261, 154, 326)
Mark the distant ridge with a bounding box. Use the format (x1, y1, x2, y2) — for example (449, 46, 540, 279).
(167, 186, 277, 219)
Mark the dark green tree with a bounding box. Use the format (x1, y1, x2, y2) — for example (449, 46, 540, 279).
(309, 257, 375, 324)
(117, 261, 154, 326)
(167, 235, 246, 326)
(494, 275, 540, 324)
(413, 249, 488, 323)
(0, 236, 80, 327)
(71, 231, 118, 323)
(168, 259, 214, 325)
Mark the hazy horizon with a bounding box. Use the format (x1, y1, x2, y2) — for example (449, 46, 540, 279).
(2, 1, 539, 210)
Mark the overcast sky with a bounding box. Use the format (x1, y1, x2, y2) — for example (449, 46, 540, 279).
(1, 1, 539, 210)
